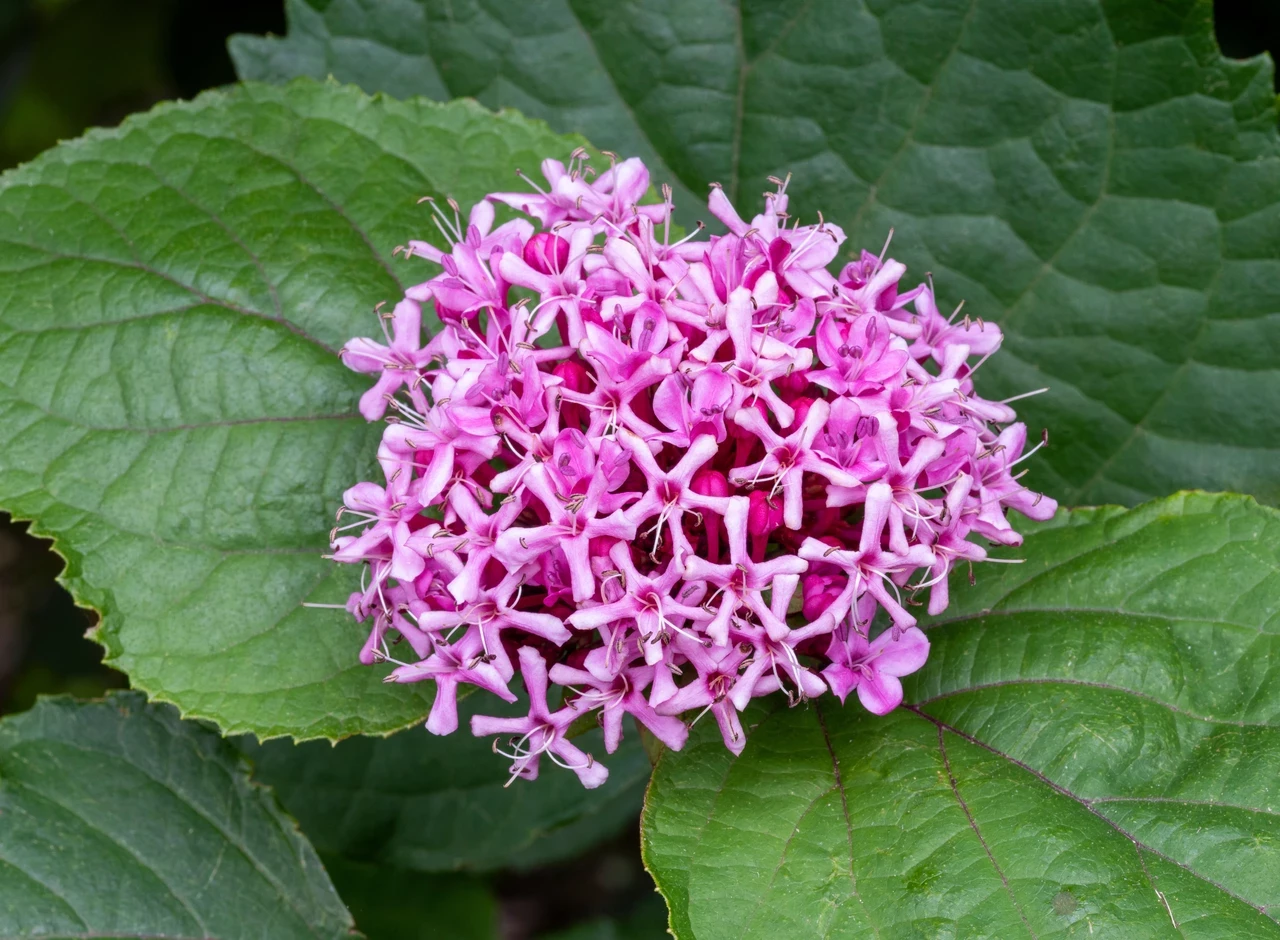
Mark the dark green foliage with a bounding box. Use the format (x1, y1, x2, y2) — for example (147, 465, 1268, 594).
(234, 0, 1280, 506)
(0, 691, 353, 938)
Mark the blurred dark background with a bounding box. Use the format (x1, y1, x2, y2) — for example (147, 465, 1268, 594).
(0, 0, 283, 171)
(0, 0, 1275, 935)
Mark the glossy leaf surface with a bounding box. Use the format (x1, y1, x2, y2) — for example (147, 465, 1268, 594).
(0, 692, 353, 938)
(643, 493, 1280, 938)
(0, 79, 582, 738)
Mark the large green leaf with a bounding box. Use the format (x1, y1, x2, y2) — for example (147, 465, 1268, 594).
(232, 0, 1280, 506)
(642, 492, 1280, 938)
(242, 692, 652, 873)
(0, 691, 353, 938)
(0, 78, 583, 739)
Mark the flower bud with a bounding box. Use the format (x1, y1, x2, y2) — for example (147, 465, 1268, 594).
(690, 468, 730, 499)
(747, 490, 784, 537)
(523, 232, 570, 275)
(553, 359, 591, 394)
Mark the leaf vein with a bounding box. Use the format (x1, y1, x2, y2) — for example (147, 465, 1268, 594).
(912, 676, 1276, 728)
(3, 780, 209, 936)
(935, 723, 1038, 938)
(908, 706, 1274, 919)
(814, 701, 882, 940)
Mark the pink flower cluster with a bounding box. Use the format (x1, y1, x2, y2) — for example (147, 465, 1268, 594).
(332, 152, 1055, 788)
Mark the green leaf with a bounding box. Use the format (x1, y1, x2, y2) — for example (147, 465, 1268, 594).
(242, 692, 652, 873)
(642, 492, 1280, 939)
(232, 0, 1280, 507)
(0, 691, 353, 938)
(323, 856, 497, 940)
(227, 0, 703, 215)
(0, 78, 584, 739)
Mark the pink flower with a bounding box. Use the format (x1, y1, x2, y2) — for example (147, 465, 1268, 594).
(908, 284, 1003, 364)
(471, 647, 609, 788)
(917, 473, 987, 616)
(798, 483, 935, 634)
(652, 369, 734, 446)
(729, 399, 860, 529)
(494, 464, 636, 603)
(823, 626, 931, 715)
(386, 628, 517, 736)
(810, 313, 909, 397)
(340, 299, 432, 420)
(325, 154, 1055, 785)
(620, 431, 729, 561)
(550, 659, 689, 753)
(488, 152, 661, 230)
(684, 497, 808, 646)
(655, 638, 755, 755)
(567, 543, 707, 665)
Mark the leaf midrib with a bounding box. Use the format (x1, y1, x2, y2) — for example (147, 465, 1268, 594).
(5, 780, 211, 936)
(913, 676, 1279, 728)
(671, 695, 1278, 938)
(6, 732, 329, 937)
(1087, 795, 1280, 818)
(923, 498, 1277, 636)
(0, 853, 90, 932)
(0, 240, 339, 357)
(935, 721, 1039, 938)
(136, 159, 286, 323)
(907, 705, 1276, 922)
(0, 394, 360, 435)
(925, 604, 1266, 634)
(814, 702, 882, 940)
